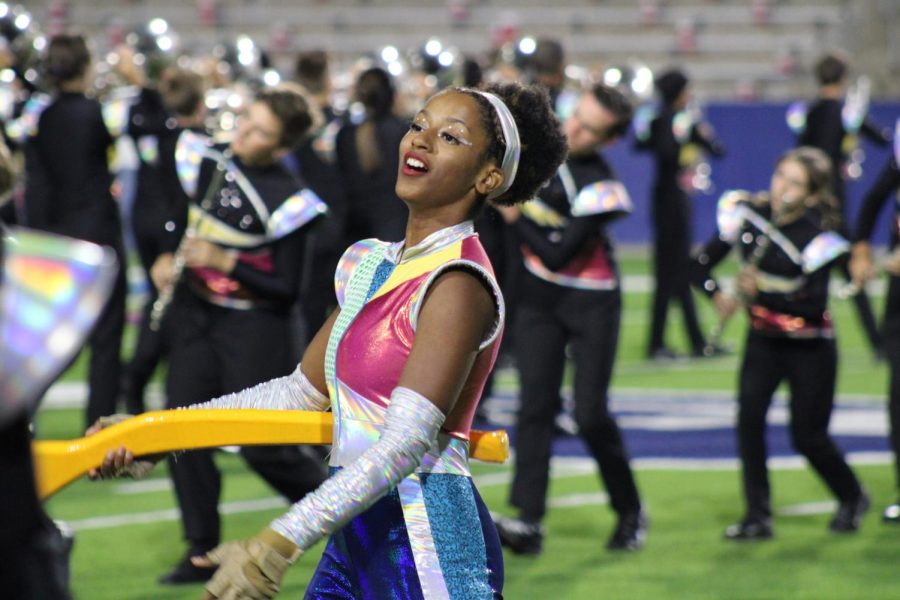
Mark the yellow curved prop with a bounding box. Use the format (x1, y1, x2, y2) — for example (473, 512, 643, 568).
(32, 409, 509, 500)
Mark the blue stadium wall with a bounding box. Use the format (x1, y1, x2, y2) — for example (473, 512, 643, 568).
(605, 102, 900, 246)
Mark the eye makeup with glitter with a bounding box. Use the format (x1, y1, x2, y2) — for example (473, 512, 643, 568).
(408, 114, 473, 147)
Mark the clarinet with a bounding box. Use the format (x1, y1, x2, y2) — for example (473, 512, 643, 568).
(148, 150, 230, 331)
(702, 217, 774, 356)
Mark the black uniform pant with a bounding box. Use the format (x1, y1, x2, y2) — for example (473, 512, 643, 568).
(165, 293, 328, 553)
(736, 332, 862, 519)
(882, 275, 900, 489)
(649, 189, 705, 354)
(510, 278, 641, 522)
(84, 240, 127, 429)
(122, 205, 170, 414)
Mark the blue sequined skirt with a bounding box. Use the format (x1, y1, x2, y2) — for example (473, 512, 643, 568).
(305, 472, 503, 599)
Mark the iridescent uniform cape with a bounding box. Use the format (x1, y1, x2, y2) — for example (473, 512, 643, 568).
(282, 221, 505, 599)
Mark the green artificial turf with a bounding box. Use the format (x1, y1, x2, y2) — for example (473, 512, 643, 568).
(34, 247, 900, 598)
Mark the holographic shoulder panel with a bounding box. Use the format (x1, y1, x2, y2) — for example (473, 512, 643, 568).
(266, 188, 328, 239)
(633, 103, 657, 142)
(841, 77, 870, 135)
(4, 93, 50, 143)
(570, 180, 633, 218)
(802, 230, 849, 274)
(716, 189, 753, 243)
(136, 135, 159, 166)
(333, 238, 390, 309)
(786, 101, 807, 135)
(101, 85, 140, 138)
(175, 129, 214, 198)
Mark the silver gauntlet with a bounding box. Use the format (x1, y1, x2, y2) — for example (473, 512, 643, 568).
(270, 386, 444, 552)
(191, 365, 330, 412)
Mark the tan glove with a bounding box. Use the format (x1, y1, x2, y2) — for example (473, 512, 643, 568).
(202, 528, 300, 600)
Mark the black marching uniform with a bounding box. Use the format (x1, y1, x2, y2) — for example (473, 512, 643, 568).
(164, 131, 329, 566)
(635, 104, 724, 357)
(121, 88, 195, 413)
(23, 91, 127, 428)
(335, 113, 408, 244)
(283, 108, 348, 343)
(853, 142, 900, 513)
(507, 153, 643, 532)
(790, 96, 891, 353)
(694, 192, 866, 527)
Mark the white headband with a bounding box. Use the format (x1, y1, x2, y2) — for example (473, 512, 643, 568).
(473, 90, 521, 201)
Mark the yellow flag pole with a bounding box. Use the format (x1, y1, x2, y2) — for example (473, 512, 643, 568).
(32, 409, 509, 500)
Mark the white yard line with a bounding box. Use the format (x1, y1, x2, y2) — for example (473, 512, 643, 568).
(63, 452, 891, 532)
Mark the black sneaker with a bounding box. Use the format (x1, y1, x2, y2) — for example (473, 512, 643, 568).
(882, 499, 900, 523)
(606, 510, 648, 551)
(723, 517, 773, 541)
(158, 552, 217, 585)
(829, 491, 870, 533)
(648, 347, 682, 362)
(695, 343, 731, 358)
(492, 515, 544, 555)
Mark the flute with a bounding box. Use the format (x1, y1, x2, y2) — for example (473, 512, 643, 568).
(148, 219, 194, 331)
(148, 150, 230, 331)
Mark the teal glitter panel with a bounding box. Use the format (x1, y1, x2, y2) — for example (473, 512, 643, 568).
(366, 258, 396, 301)
(422, 474, 497, 599)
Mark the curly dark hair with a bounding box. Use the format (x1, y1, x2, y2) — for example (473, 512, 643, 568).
(453, 82, 567, 207)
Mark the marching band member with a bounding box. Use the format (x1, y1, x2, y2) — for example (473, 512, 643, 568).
(693, 147, 868, 540)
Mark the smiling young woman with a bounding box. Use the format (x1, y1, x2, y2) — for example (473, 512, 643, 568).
(92, 81, 567, 599)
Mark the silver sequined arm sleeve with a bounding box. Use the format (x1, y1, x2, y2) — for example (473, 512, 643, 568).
(189, 365, 330, 412)
(269, 386, 444, 553)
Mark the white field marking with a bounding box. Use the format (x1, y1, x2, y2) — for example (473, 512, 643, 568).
(554, 452, 893, 472)
(114, 479, 173, 495)
(42, 382, 166, 410)
(778, 501, 836, 517)
(73, 452, 892, 533)
(66, 497, 289, 532)
(550, 492, 608, 508)
(483, 389, 887, 435)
